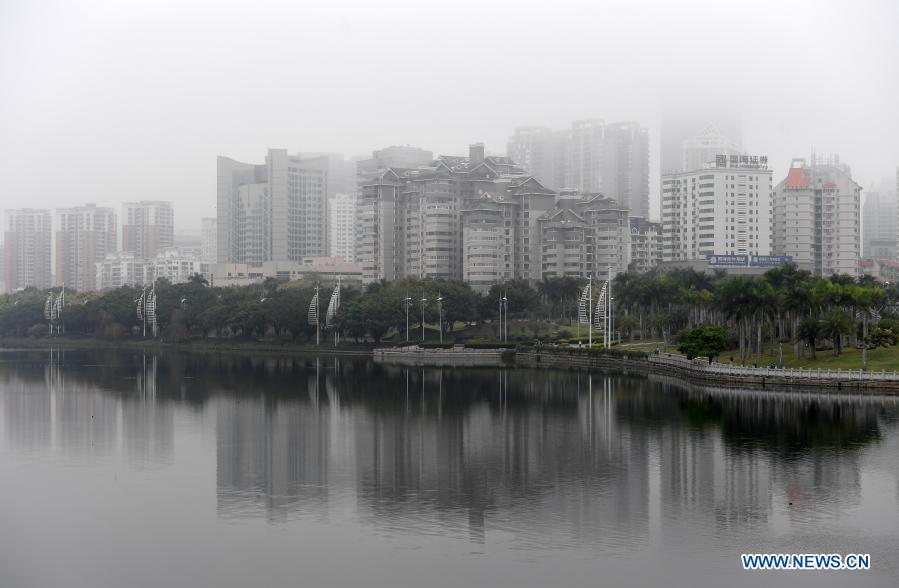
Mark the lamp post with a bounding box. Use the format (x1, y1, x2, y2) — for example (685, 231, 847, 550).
(404, 293, 412, 342)
(437, 292, 444, 343)
(420, 292, 428, 342)
(501, 292, 508, 343)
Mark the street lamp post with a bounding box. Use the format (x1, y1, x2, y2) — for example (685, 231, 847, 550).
(437, 292, 444, 343)
(404, 293, 412, 342)
(420, 292, 428, 342)
(501, 292, 508, 343)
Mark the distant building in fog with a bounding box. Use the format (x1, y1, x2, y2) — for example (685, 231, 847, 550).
(772, 156, 860, 277)
(122, 201, 174, 259)
(207, 257, 361, 287)
(508, 120, 650, 219)
(3, 208, 52, 290)
(682, 124, 741, 172)
(506, 127, 569, 192)
(55, 204, 117, 292)
(660, 103, 742, 174)
(216, 150, 328, 264)
(862, 191, 896, 258)
(328, 194, 355, 263)
(201, 217, 217, 262)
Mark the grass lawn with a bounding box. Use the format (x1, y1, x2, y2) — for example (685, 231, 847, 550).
(719, 343, 899, 372)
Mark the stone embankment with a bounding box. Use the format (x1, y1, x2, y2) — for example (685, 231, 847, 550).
(376, 346, 899, 394)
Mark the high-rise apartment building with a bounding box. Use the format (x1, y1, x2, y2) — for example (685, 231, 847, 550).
(459, 177, 557, 292)
(201, 217, 217, 262)
(862, 191, 896, 258)
(537, 193, 631, 281)
(216, 150, 328, 264)
(629, 217, 663, 273)
(772, 156, 861, 277)
(662, 155, 772, 262)
(55, 204, 117, 291)
(508, 120, 650, 219)
(328, 194, 356, 263)
(3, 208, 52, 290)
(357, 144, 552, 285)
(122, 201, 174, 259)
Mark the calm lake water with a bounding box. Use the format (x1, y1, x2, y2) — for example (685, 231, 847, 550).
(1, 348, 897, 588)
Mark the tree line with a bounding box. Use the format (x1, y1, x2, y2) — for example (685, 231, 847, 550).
(1, 265, 897, 365)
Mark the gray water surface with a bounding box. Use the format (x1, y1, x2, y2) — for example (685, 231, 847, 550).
(1, 348, 897, 587)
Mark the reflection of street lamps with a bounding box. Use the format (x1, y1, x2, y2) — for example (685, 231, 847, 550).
(437, 292, 444, 343)
(420, 293, 428, 341)
(404, 293, 412, 342)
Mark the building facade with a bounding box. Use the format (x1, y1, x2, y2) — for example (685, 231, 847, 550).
(772, 156, 861, 277)
(506, 126, 569, 192)
(216, 150, 328, 265)
(862, 191, 896, 258)
(95, 251, 145, 290)
(207, 257, 361, 287)
(537, 193, 631, 282)
(357, 144, 552, 285)
(629, 217, 663, 273)
(201, 217, 217, 262)
(662, 155, 772, 262)
(507, 120, 650, 219)
(54, 204, 117, 292)
(122, 201, 174, 259)
(3, 208, 52, 290)
(328, 193, 355, 263)
(682, 124, 741, 173)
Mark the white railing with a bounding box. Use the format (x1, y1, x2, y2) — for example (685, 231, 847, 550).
(646, 351, 899, 382)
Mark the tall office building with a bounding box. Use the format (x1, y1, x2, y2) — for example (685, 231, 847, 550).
(3, 208, 52, 290)
(682, 124, 741, 173)
(508, 120, 650, 218)
(122, 201, 174, 259)
(55, 204, 117, 291)
(537, 193, 631, 281)
(862, 191, 896, 259)
(328, 193, 356, 263)
(660, 102, 742, 174)
(772, 156, 861, 277)
(201, 217, 217, 262)
(662, 155, 772, 261)
(216, 150, 328, 264)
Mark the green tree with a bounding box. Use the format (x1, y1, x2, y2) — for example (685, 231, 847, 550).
(677, 325, 727, 363)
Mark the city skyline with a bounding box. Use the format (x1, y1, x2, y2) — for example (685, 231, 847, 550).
(2, 1, 898, 229)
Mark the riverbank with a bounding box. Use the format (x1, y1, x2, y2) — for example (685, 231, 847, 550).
(374, 346, 899, 395)
(6, 337, 899, 395)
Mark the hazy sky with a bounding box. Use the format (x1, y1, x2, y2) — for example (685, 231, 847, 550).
(2, 0, 897, 230)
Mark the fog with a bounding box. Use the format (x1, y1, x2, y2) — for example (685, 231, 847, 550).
(1, 0, 897, 228)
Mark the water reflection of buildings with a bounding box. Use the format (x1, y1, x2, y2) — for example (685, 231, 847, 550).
(214, 364, 653, 547)
(0, 350, 172, 464)
(213, 360, 896, 553)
